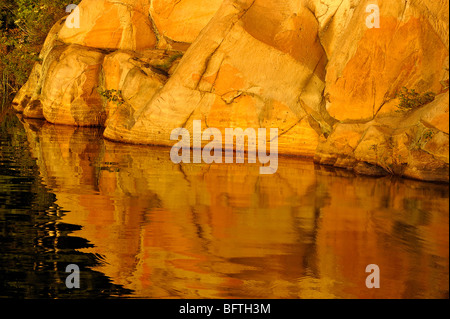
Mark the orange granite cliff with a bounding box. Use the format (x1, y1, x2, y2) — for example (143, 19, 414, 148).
(12, 0, 449, 182)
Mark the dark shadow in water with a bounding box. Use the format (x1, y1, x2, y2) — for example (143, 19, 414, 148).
(0, 110, 133, 298)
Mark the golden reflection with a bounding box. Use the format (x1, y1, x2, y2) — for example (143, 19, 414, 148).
(20, 116, 449, 299)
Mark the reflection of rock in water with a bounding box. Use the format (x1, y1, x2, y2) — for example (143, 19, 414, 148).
(15, 113, 450, 299)
(0, 111, 132, 298)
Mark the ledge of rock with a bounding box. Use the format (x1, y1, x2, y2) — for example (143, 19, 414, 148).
(12, 0, 449, 182)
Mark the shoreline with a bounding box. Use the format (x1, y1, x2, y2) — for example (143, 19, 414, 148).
(7, 106, 450, 185)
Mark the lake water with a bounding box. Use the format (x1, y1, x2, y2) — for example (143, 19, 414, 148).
(0, 109, 448, 299)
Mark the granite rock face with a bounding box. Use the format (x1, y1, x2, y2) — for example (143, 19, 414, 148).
(315, 92, 449, 182)
(320, 0, 449, 122)
(57, 0, 157, 50)
(104, 0, 329, 157)
(12, 0, 449, 182)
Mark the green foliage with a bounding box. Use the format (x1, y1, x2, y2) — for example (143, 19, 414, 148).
(0, 0, 17, 30)
(99, 89, 125, 106)
(422, 130, 435, 141)
(396, 87, 436, 112)
(14, 0, 79, 44)
(1, 0, 81, 104)
(411, 129, 436, 150)
(154, 52, 184, 72)
(1, 29, 41, 85)
(167, 52, 184, 64)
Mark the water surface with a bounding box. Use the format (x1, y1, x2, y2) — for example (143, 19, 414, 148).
(0, 110, 448, 299)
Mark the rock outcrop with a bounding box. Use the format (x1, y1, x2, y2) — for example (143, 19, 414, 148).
(57, 0, 157, 50)
(12, 0, 449, 182)
(315, 91, 450, 182)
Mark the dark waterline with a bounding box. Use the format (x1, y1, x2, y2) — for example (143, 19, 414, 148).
(0, 108, 448, 299)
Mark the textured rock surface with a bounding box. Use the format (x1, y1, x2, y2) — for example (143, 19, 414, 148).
(150, 0, 223, 49)
(101, 49, 181, 126)
(13, 0, 213, 126)
(58, 0, 157, 50)
(40, 44, 106, 126)
(104, 0, 330, 157)
(320, 0, 449, 121)
(57, 0, 222, 51)
(315, 93, 450, 182)
(13, 0, 450, 182)
(11, 17, 66, 117)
